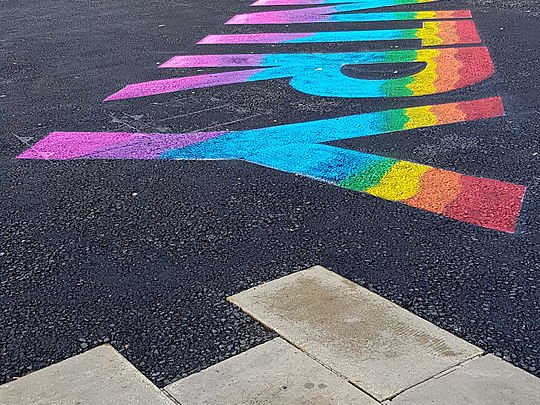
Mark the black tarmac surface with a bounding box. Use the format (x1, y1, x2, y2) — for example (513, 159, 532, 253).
(1, 0, 539, 386)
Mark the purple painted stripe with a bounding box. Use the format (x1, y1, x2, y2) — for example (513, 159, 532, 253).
(85, 132, 227, 159)
(159, 54, 265, 68)
(226, 9, 311, 25)
(16, 131, 227, 160)
(197, 33, 314, 44)
(104, 69, 263, 101)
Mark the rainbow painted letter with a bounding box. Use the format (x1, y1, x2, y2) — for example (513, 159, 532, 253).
(227, 0, 469, 25)
(17, 97, 526, 233)
(105, 47, 494, 101)
(199, 21, 481, 47)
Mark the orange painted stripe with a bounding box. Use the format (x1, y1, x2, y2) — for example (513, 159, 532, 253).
(437, 21, 460, 45)
(431, 101, 466, 125)
(433, 47, 460, 93)
(404, 168, 462, 213)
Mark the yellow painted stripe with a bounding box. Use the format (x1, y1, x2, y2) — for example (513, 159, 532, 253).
(404, 105, 437, 130)
(415, 11, 438, 19)
(407, 49, 439, 96)
(365, 161, 431, 201)
(416, 22, 443, 46)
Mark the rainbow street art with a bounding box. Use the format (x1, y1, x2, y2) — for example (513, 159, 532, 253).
(18, 98, 526, 233)
(226, 0, 469, 25)
(17, 0, 528, 233)
(198, 21, 481, 46)
(105, 47, 494, 100)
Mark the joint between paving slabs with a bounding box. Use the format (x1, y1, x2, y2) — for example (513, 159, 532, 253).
(382, 352, 486, 402)
(226, 297, 382, 403)
(162, 387, 183, 405)
(226, 293, 487, 403)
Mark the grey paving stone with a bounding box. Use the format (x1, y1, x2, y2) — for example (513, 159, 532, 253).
(386, 354, 540, 405)
(0, 345, 175, 405)
(165, 337, 378, 405)
(228, 266, 483, 401)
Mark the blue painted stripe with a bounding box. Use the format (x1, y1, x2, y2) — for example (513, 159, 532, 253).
(160, 110, 394, 160)
(246, 144, 387, 182)
(283, 30, 411, 43)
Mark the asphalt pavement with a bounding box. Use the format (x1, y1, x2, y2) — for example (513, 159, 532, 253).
(1, 0, 539, 387)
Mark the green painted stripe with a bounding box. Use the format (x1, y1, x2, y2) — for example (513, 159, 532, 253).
(338, 158, 397, 191)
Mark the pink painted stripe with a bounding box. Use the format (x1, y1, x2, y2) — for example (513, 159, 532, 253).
(197, 33, 313, 44)
(252, 0, 331, 4)
(16, 131, 227, 160)
(17, 132, 137, 160)
(251, 0, 434, 5)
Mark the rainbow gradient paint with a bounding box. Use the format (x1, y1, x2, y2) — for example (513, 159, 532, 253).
(15, 0, 529, 233)
(199, 21, 481, 47)
(226, 0, 470, 25)
(17, 98, 526, 233)
(227, 10, 470, 25)
(105, 46, 494, 101)
(252, 0, 434, 5)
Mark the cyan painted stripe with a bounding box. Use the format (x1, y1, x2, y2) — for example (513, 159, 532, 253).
(246, 143, 388, 183)
(160, 110, 394, 160)
(284, 29, 411, 43)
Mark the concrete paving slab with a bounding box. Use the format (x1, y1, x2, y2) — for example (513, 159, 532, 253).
(165, 337, 378, 405)
(386, 354, 540, 405)
(228, 266, 483, 401)
(0, 345, 175, 405)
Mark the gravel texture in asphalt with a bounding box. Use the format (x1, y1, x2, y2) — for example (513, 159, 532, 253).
(1, 0, 539, 386)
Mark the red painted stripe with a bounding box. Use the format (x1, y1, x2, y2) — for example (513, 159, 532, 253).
(444, 176, 526, 233)
(455, 20, 481, 44)
(455, 47, 495, 89)
(457, 96, 505, 121)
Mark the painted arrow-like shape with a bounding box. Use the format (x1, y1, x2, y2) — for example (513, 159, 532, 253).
(17, 97, 526, 233)
(105, 47, 494, 101)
